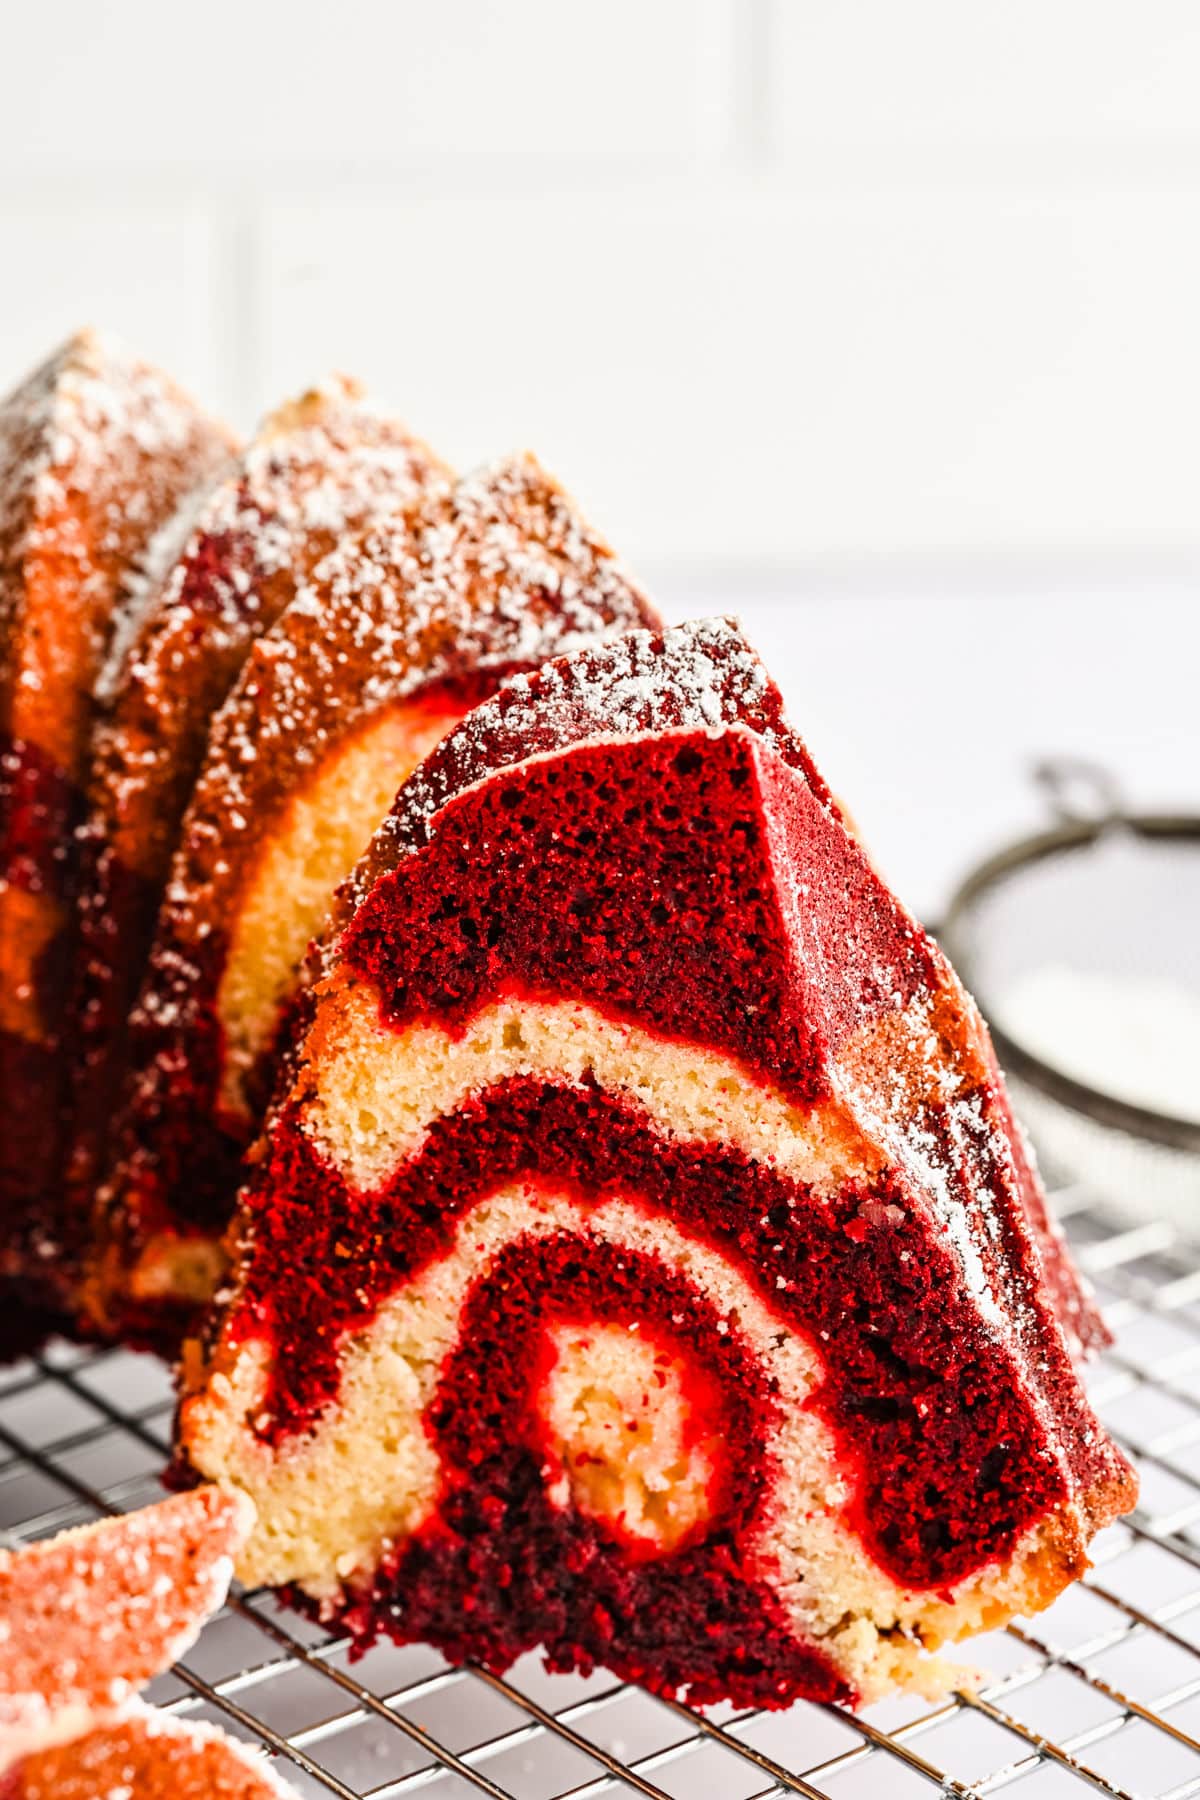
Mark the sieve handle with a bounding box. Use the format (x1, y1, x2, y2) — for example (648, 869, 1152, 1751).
(1032, 756, 1125, 828)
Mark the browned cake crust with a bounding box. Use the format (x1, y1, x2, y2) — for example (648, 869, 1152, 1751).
(88, 454, 660, 1337)
(63, 380, 448, 1294)
(0, 332, 233, 1297)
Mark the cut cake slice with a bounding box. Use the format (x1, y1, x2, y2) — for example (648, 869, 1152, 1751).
(180, 619, 1136, 1709)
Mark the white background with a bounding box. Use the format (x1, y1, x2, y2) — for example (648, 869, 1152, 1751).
(1, 0, 1196, 916)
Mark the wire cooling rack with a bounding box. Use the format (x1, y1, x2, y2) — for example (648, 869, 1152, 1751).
(3, 1178, 1200, 1800)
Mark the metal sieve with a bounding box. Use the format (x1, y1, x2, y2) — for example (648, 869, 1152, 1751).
(940, 757, 1200, 1239)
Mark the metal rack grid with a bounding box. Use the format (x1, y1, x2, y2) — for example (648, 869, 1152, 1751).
(4, 1179, 1200, 1800)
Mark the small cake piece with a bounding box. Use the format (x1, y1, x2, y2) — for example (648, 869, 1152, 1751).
(0, 1488, 295, 1795)
(2, 1708, 295, 1799)
(0, 1487, 253, 1766)
(0, 332, 233, 1305)
(1, 1707, 294, 1799)
(179, 620, 1136, 1710)
(63, 379, 446, 1294)
(88, 456, 658, 1340)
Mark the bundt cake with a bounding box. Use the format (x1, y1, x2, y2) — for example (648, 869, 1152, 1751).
(64, 378, 447, 1302)
(179, 619, 1137, 1709)
(0, 332, 232, 1311)
(88, 455, 658, 1338)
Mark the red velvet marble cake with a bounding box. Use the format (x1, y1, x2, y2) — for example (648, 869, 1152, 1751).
(0, 333, 232, 1318)
(65, 379, 446, 1308)
(179, 619, 1136, 1708)
(88, 455, 658, 1338)
(0, 1487, 294, 1796)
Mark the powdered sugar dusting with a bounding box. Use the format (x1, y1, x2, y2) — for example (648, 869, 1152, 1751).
(0, 1488, 253, 1730)
(102, 376, 446, 712)
(354, 618, 822, 912)
(0, 330, 231, 1274)
(96, 471, 236, 706)
(0, 1491, 292, 1793)
(830, 977, 1107, 1460)
(199, 450, 657, 830)
(0, 330, 232, 688)
(66, 379, 448, 1224)
(100, 453, 658, 1235)
(12, 1700, 300, 1794)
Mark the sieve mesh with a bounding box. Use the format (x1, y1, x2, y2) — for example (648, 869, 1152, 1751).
(941, 779, 1200, 1238)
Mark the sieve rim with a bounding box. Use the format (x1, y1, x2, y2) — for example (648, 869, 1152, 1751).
(941, 812, 1200, 1155)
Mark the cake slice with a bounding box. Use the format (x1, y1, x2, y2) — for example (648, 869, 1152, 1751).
(88, 456, 658, 1339)
(63, 379, 446, 1295)
(0, 332, 232, 1308)
(179, 620, 1136, 1709)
